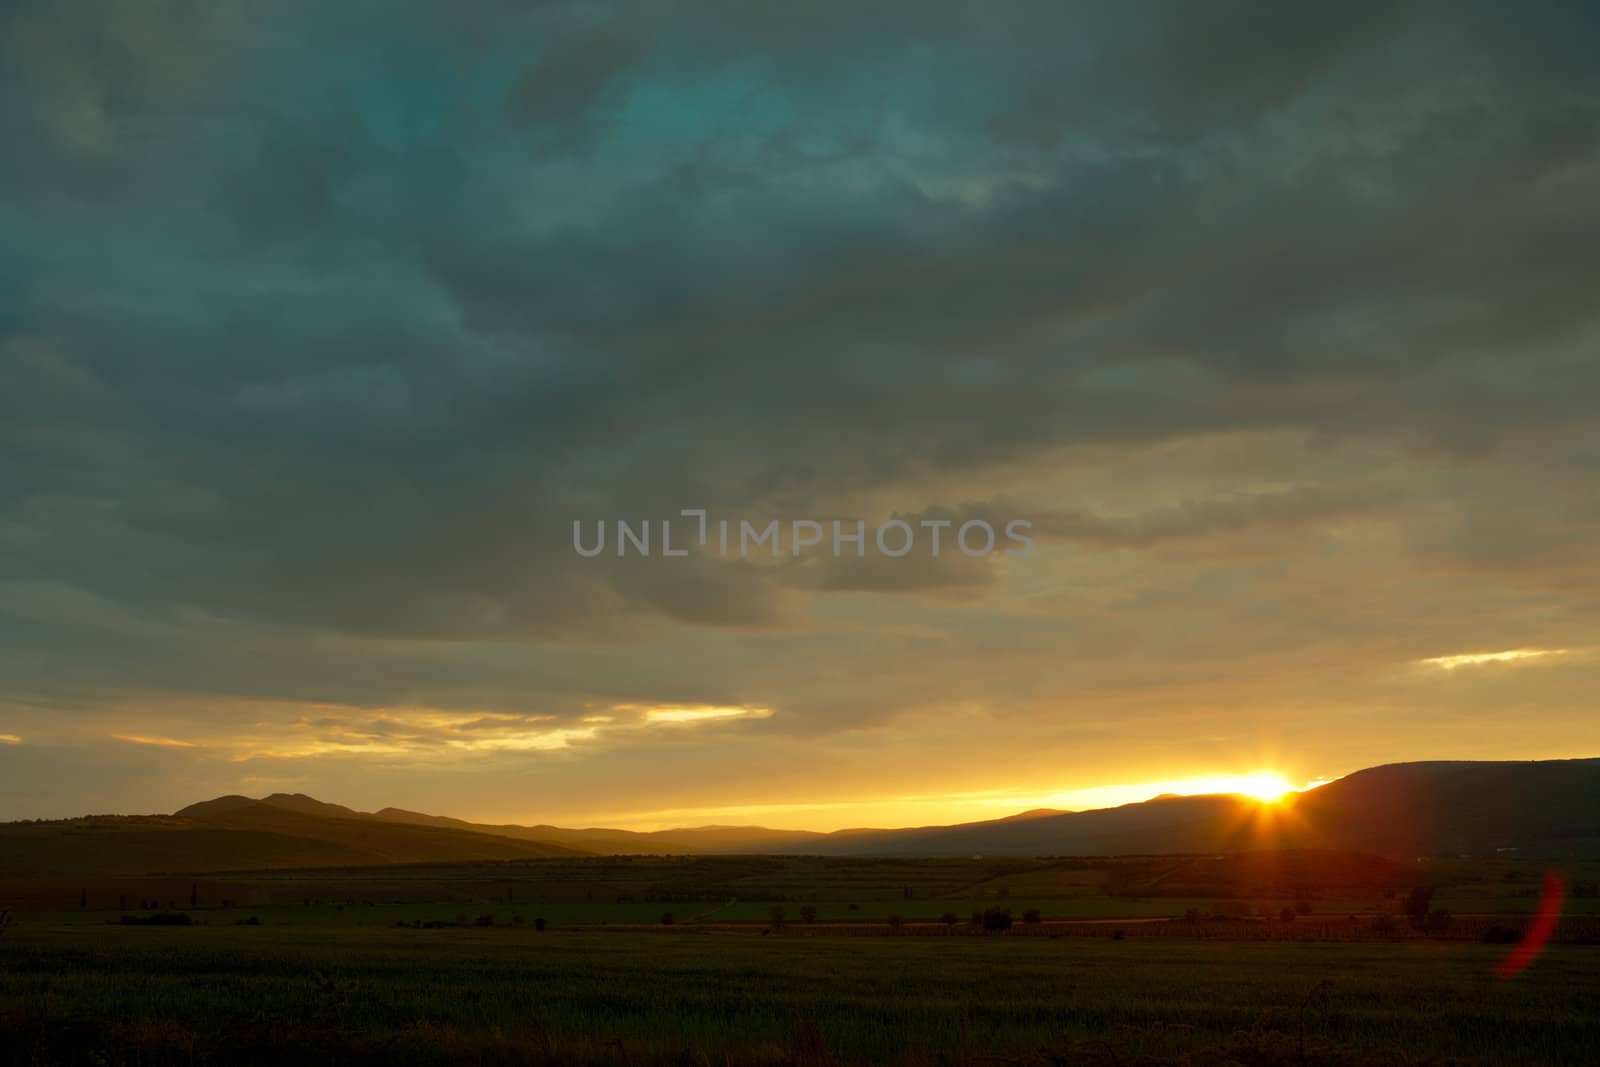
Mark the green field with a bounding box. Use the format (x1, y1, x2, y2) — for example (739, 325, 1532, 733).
(4, 855, 1598, 1063)
(199, 854, 1600, 926)
(3, 916, 1598, 1065)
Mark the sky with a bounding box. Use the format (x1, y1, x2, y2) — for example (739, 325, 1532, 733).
(1, 2, 1597, 830)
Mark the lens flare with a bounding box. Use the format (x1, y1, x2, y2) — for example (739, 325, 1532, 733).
(1495, 871, 1567, 979)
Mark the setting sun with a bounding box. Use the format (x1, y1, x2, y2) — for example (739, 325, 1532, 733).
(1232, 771, 1295, 803)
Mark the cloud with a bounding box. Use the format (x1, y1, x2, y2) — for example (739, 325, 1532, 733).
(0, 2, 1597, 819)
(626, 704, 773, 725)
(111, 734, 199, 749)
(1418, 649, 1573, 671)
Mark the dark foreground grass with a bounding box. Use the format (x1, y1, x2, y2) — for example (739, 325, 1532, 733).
(2, 922, 1597, 1065)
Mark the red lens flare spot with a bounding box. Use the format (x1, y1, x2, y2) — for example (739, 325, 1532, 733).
(1494, 871, 1566, 979)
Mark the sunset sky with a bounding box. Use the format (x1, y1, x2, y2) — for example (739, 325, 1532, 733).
(2, 4, 1596, 829)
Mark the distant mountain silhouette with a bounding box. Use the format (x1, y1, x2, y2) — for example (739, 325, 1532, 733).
(1286, 759, 1600, 858)
(3, 758, 1595, 876)
(797, 759, 1600, 859)
(174, 793, 364, 821)
(0, 800, 583, 877)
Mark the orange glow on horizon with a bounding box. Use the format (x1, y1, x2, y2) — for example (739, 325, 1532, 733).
(531, 770, 1327, 833)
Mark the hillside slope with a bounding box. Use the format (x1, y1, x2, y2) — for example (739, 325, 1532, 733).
(808, 758, 1600, 859)
(9, 757, 1595, 875)
(0, 804, 585, 877)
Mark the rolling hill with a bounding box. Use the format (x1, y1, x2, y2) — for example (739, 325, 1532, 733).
(0, 801, 584, 877)
(3, 757, 1595, 877)
(795, 758, 1600, 860)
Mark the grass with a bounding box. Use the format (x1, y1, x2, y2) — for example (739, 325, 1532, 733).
(3, 918, 1598, 1064)
(5, 855, 1596, 1062)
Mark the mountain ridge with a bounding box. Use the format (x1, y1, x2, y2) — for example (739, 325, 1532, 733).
(6, 757, 1596, 876)
(172, 756, 1600, 861)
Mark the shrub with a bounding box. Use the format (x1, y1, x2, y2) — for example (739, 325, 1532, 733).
(1279, 907, 1296, 923)
(1368, 915, 1398, 936)
(981, 907, 1012, 932)
(1022, 909, 1041, 924)
(887, 914, 904, 930)
(659, 912, 674, 925)
(1184, 908, 1202, 924)
(533, 917, 546, 932)
(1424, 908, 1453, 935)
(474, 914, 495, 927)
(234, 916, 260, 926)
(769, 905, 786, 928)
(1403, 887, 1435, 930)
(940, 912, 959, 926)
(799, 905, 816, 924)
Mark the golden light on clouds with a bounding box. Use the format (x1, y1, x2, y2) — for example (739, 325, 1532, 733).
(444, 726, 601, 753)
(0, 733, 21, 745)
(112, 734, 199, 748)
(626, 704, 774, 725)
(86, 699, 781, 765)
(1419, 648, 1570, 670)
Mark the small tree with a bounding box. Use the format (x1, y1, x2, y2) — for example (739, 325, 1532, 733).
(1022, 908, 1041, 924)
(1403, 887, 1435, 930)
(982, 907, 1013, 932)
(533, 917, 546, 932)
(941, 912, 959, 927)
(660, 912, 674, 925)
(799, 905, 817, 924)
(887, 914, 903, 930)
(769, 905, 786, 929)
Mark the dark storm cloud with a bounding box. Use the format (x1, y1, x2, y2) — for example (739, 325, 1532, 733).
(1, 0, 1597, 732)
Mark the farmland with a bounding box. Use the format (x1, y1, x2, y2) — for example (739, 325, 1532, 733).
(3, 917, 1598, 1065)
(2, 855, 1599, 1064)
